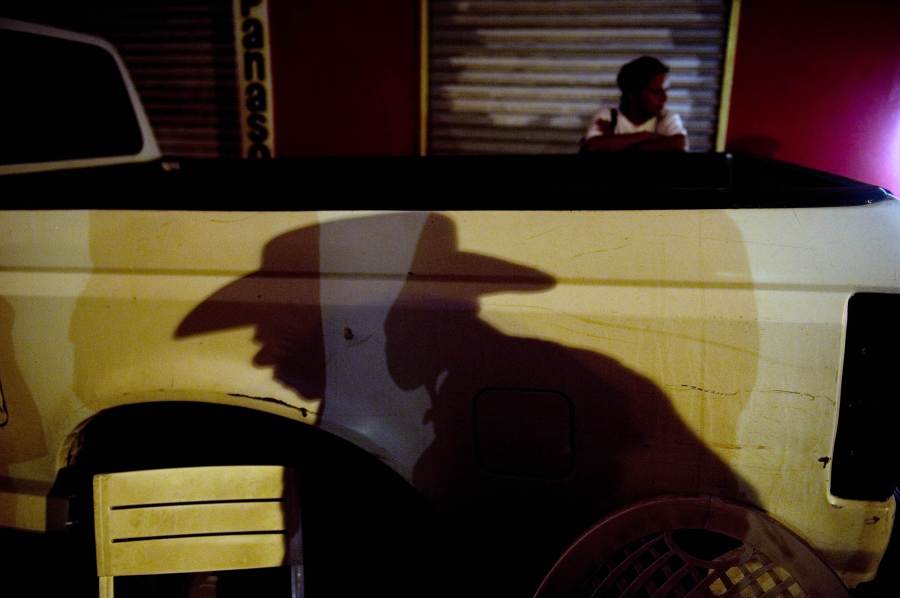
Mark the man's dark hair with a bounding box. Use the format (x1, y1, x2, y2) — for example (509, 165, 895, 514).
(616, 56, 669, 96)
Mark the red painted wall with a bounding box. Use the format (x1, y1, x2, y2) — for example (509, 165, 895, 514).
(726, 0, 900, 192)
(269, 1, 420, 156)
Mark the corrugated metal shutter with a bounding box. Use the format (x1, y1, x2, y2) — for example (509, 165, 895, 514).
(428, 0, 728, 154)
(4, 1, 240, 158)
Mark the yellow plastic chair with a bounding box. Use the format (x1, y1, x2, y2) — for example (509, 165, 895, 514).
(93, 465, 303, 598)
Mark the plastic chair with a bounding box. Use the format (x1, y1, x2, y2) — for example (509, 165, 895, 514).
(93, 465, 303, 598)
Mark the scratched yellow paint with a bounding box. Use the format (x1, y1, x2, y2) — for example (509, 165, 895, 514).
(0, 207, 897, 587)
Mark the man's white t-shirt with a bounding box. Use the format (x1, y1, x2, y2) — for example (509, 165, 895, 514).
(584, 108, 689, 149)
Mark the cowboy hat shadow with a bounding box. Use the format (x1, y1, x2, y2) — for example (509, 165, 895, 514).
(176, 211, 758, 597)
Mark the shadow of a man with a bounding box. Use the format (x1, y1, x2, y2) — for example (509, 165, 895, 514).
(177, 212, 756, 596)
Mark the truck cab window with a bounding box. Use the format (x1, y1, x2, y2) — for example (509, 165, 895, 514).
(0, 28, 143, 165)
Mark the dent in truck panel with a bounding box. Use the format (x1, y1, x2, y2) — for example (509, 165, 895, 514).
(226, 392, 313, 418)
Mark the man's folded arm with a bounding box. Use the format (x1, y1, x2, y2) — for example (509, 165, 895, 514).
(581, 132, 685, 153)
(581, 132, 655, 152)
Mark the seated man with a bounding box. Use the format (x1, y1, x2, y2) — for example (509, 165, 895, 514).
(581, 56, 688, 152)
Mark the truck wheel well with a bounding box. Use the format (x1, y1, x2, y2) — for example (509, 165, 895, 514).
(68, 401, 372, 471)
(59, 401, 435, 595)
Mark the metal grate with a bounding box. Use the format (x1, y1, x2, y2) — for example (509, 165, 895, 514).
(428, 0, 729, 154)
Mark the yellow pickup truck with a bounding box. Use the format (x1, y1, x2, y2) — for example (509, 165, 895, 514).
(1, 18, 898, 597)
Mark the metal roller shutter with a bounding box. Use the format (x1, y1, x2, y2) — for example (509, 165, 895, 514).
(4, 1, 240, 158)
(428, 0, 729, 154)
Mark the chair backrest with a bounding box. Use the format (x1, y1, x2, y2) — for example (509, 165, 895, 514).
(93, 465, 298, 578)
